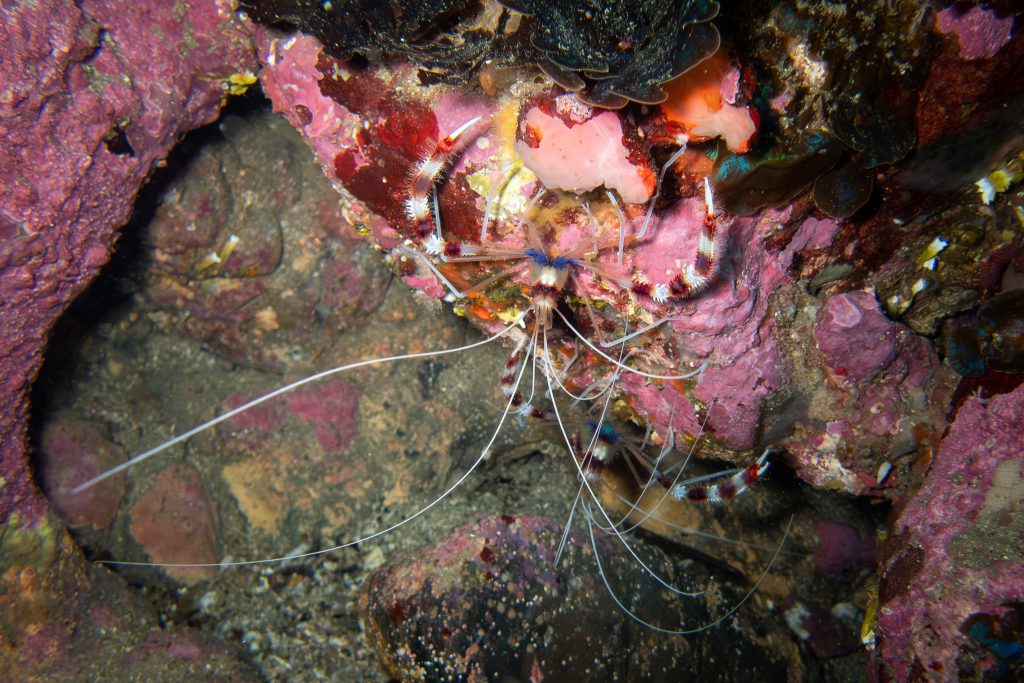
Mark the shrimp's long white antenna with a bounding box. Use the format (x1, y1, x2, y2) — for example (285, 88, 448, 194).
(603, 486, 797, 555)
(599, 316, 685, 348)
(513, 328, 542, 417)
(554, 322, 630, 564)
(556, 308, 706, 381)
(607, 190, 628, 265)
(551, 337, 617, 566)
(542, 328, 697, 597)
(481, 162, 516, 242)
(586, 504, 791, 635)
(553, 381, 617, 565)
(72, 313, 527, 494)
(95, 316, 535, 570)
(636, 139, 688, 240)
(554, 488, 580, 564)
(598, 395, 716, 536)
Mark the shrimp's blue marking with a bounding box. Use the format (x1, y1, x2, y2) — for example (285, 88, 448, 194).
(525, 247, 577, 270)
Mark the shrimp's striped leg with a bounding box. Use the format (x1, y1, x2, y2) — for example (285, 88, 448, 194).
(649, 177, 722, 303)
(499, 332, 538, 416)
(574, 175, 723, 305)
(405, 116, 482, 239)
(670, 449, 771, 503)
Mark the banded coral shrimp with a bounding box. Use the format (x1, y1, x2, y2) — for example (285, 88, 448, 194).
(34, 100, 798, 679)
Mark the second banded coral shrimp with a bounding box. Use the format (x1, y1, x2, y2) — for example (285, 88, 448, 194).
(60, 104, 784, 674)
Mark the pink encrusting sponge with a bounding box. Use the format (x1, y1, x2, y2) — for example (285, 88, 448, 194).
(514, 103, 655, 204)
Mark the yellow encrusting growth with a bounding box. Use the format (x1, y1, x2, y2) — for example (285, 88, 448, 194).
(226, 70, 258, 96)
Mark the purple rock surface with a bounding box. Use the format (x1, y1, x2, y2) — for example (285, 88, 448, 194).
(782, 290, 955, 495)
(0, 0, 256, 678)
(361, 515, 797, 682)
(935, 5, 1015, 60)
(1, 0, 253, 527)
(877, 383, 1024, 681)
(35, 419, 126, 530)
(815, 291, 900, 383)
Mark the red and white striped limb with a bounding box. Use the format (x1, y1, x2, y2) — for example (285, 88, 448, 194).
(404, 116, 482, 239)
(670, 449, 771, 503)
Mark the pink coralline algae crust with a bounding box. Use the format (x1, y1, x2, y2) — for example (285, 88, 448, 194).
(257, 29, 494, 242)
(223, 390, 288, 434)
(257, 33, 365, 192)
(223, 378, 362, 456)
(35, 420, 126, 530)
(815, 291, 898, 383)
(284, 380, 362, 454)
(935, 5, 1015, 60)
(129, 464, 220, 585)
(623, 209, 833, 452)
(877, 384, 1024, 682)
(784, 290, 952, 495)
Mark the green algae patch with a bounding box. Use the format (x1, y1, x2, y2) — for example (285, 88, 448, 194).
(0, 512, 59, 575)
